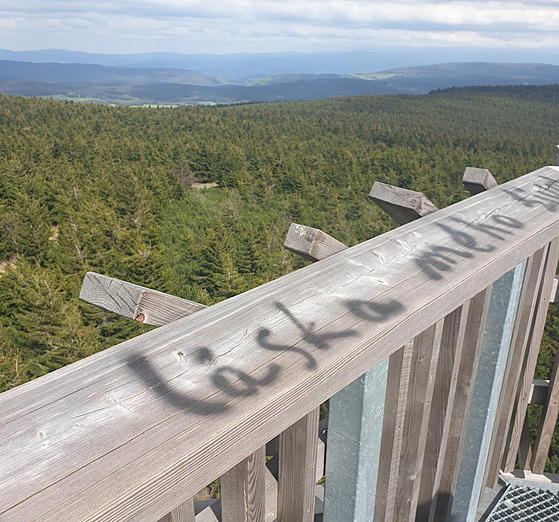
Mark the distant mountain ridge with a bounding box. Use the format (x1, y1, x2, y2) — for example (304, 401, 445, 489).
(0, 58, 558, 105)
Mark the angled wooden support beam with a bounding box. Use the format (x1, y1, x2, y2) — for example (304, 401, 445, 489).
(80, 272, 265, 522)
(462, 167, 498, 196)
(283, 223, 347, 262)
(80, 272, 206, 326)
(368, 181, 438, 224)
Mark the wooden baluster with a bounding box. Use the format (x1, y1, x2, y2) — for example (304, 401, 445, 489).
(80, 272, 266, 522)
(415, 304, 469, 521)
(278, 409, 320, 522)
(283, 223, 347, 521)
(503, 238, 559, 474)
(483, 246, 549, 487)
(221, 447, 266, 522)
(367, 183, 444, 522)
(429, 287, 493, 522)
(393, 322, 444, 521)
(531, 342, 559, 474)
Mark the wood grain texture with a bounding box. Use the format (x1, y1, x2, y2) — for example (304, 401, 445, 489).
(221, 447, 266, 522)
(462, 167, 498, 196)
(503, 237, 559, 473)
(278, 408, 320, 522)
(157, 498, 195, 522)
(80, 272, 206, 326)
(483, 246, 548, 487)
(416, 304, 469, 521)
(429, 288, 493, 522)
(283, 223, 347, 262)
(2, 167, 559, 522)
(368, 181, 438, 224)
(531, 347, 559, 474)
(394, 321, 444, 521)
(373, 343, 413, 522)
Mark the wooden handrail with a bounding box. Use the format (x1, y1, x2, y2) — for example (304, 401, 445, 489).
(1, 166, 559, 521)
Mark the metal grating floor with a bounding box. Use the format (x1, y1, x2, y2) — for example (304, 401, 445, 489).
(483, 483, 559, 521)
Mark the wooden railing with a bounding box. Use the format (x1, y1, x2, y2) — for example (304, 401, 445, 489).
(2, 162, 559, 522)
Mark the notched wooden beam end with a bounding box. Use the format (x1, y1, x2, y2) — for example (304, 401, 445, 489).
(550, 275, 559, 304)
(368, 181, 438, 225)
(462, 167, 498, 195)
(80, 271, 206, 326)
(283, 223, 347, 262)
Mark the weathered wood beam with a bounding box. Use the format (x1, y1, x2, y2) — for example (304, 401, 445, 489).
(80, 272, 206, 326)
(2, 167, 559, 522)
(368, 181, 438, 224)
(81, 272, 264, 522)
(283, 223, 347, 262)
(462, 167, 498, 196)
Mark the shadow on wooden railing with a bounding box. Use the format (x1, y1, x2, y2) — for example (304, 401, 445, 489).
(2, 159, 559, 522)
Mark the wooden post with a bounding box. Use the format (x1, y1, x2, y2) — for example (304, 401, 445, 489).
(80, 272, 265, 522)
(462, 167, 498, 195)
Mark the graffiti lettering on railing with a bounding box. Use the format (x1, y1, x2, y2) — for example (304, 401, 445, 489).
(503, 177, 559, 212)
(345, 298, 404, 322)
(257, 302, 359, 369)
(415, 214, 522, 280)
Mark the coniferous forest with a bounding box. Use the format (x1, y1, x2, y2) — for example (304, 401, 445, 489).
(1, 85, 559, 470)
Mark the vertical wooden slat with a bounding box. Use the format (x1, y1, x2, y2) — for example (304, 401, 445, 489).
(517, 416, 533, 471)
(483, 245, 549, 487)
(416, 304, 469, 521)
(278, 408, 320, 522)
(531, 347, 559, 474)
(221, 447, 266, 522)
(429, 287, 493, 522)
(503, 237, 559, 473)
(373, 341, 414, 522)
(392, 321, 444, 521)
(158, 498, 195, 522)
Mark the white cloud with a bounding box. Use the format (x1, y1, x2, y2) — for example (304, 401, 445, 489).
(0, 0, 558, 53)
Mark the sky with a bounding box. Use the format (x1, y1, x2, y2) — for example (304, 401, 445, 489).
(0, 0, 558, 56)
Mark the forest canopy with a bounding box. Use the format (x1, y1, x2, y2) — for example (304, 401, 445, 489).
(1, 85, 559, 469)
